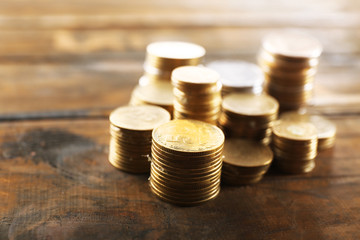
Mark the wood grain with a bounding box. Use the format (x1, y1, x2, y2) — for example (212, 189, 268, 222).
(0, 116, 359, 240)
(1, 1, 360, 239)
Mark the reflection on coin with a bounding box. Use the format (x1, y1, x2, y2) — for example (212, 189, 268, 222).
(147, 41, 205, 60)
(153, 119, 224, 153)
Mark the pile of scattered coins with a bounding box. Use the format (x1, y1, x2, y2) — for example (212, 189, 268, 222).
(108, 33, 337, 206)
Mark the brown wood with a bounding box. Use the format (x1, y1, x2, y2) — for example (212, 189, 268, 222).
(1, 1, 360, 239)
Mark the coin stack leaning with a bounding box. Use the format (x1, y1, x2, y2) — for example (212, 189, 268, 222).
(172, 66, 222, 125)
(280, 111, 336, 150)
(144, 41, 206, 82)
(272, 120, 318, 174)
(109, 105, 171, 173)
(130, 76, 174, 115)
(150, 119, 224, 206)
(206, 60, 264, 96)
(222, 139, 273, 185)
(219, 93, 279, 144)
(258, 30, 322, 110)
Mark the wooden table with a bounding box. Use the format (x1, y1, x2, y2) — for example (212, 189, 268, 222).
(1, 1, 360, 239)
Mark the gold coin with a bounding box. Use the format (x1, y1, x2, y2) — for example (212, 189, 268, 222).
(171, 66, 219, 86)
(272, 120, 317, 141)
(152, 119, 225, 154)
(261, 30, 322, 60)
(258, 49, 319, 70)
(222, 93, 279, 117)
(146, 41, 205, 62)
(280, 112, 337, 140)
(206, 60, 264, 95)
(131, 78, 174, 106)
(109, 105, 170, 131)
(223, 138, 273, 167)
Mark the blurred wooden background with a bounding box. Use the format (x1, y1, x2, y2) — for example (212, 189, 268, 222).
(0, 1, 360, 239)
(0, 0, 359, 118)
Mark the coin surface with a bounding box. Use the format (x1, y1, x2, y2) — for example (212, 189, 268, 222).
(223, 138, 273, 167)
(110, 105, 171, 131)
(172, 66, 219, 85)
(262, 30, 323, 59)
(272, 120, 317, 141)
(280, 112, 336, 139)
(152, 119, 224, 153)
(222, 93, 279, 116)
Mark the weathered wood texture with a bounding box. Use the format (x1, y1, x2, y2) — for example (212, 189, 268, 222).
(0, 1, 360, 239)
(0, 117, 359, 239)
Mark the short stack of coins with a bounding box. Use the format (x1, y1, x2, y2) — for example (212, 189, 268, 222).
(272, 120, 318, 174)
(206, 60, 264, 96)
(150, 119, 224, 206)
(171, 66, 222, 125)
(109, 105, 170, 173)
(219, 93, 279, 144)
(222, 138, 273, 185)
(130, 76, 174, 115)
(258, 30, 322, 110)
(144, 41, 205, 82)
(280, 111, 336, 150)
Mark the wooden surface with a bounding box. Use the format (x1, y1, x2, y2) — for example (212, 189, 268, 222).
(1, 1, 360, 239)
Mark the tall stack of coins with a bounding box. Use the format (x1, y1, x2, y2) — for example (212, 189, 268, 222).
(258, 31, 322, 110)
(206, 60, 264, 96)
(280, 111, 336, 150)
(272, 120, 318, 174)
(150, 119, 224, 206)
(144, 41, 206, 82)
(130, 76, 174, 115)
(219, 93, 279, 144)
(172, 66, 222, 125)
(222, 139, 273, 185)
(109, 105, 170, 173)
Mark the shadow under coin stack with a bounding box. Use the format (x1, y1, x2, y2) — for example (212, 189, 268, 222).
(272, 120, 318, 174)
(222, 139, 273, 185)
(206, 60, 264, 96)
(144, 41, 206, 83)
(258, 30, 322, 111)
(130, 77, 174, 115)
(109, 105, 171, 173)
(280, 111, 336, 150)
(219, 93, 279, 144)
(150, 119, 224, 206)
(172, 66, 222, 125)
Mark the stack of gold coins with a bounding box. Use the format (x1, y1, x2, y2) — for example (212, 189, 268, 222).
(150, 119, 224, 206)
(172, 66, 222, 125)
(130, 76, 174, 115)
(109, 105, 170, 173)
(272, 120, 318, 174)
(219, 93, 279, 144)
(206, 60, 264, 96)
(280, 111, 336, 150)
(144, 41, 205, 82)
(222, 138, 273, 185)
(258, 30, 322, 110)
